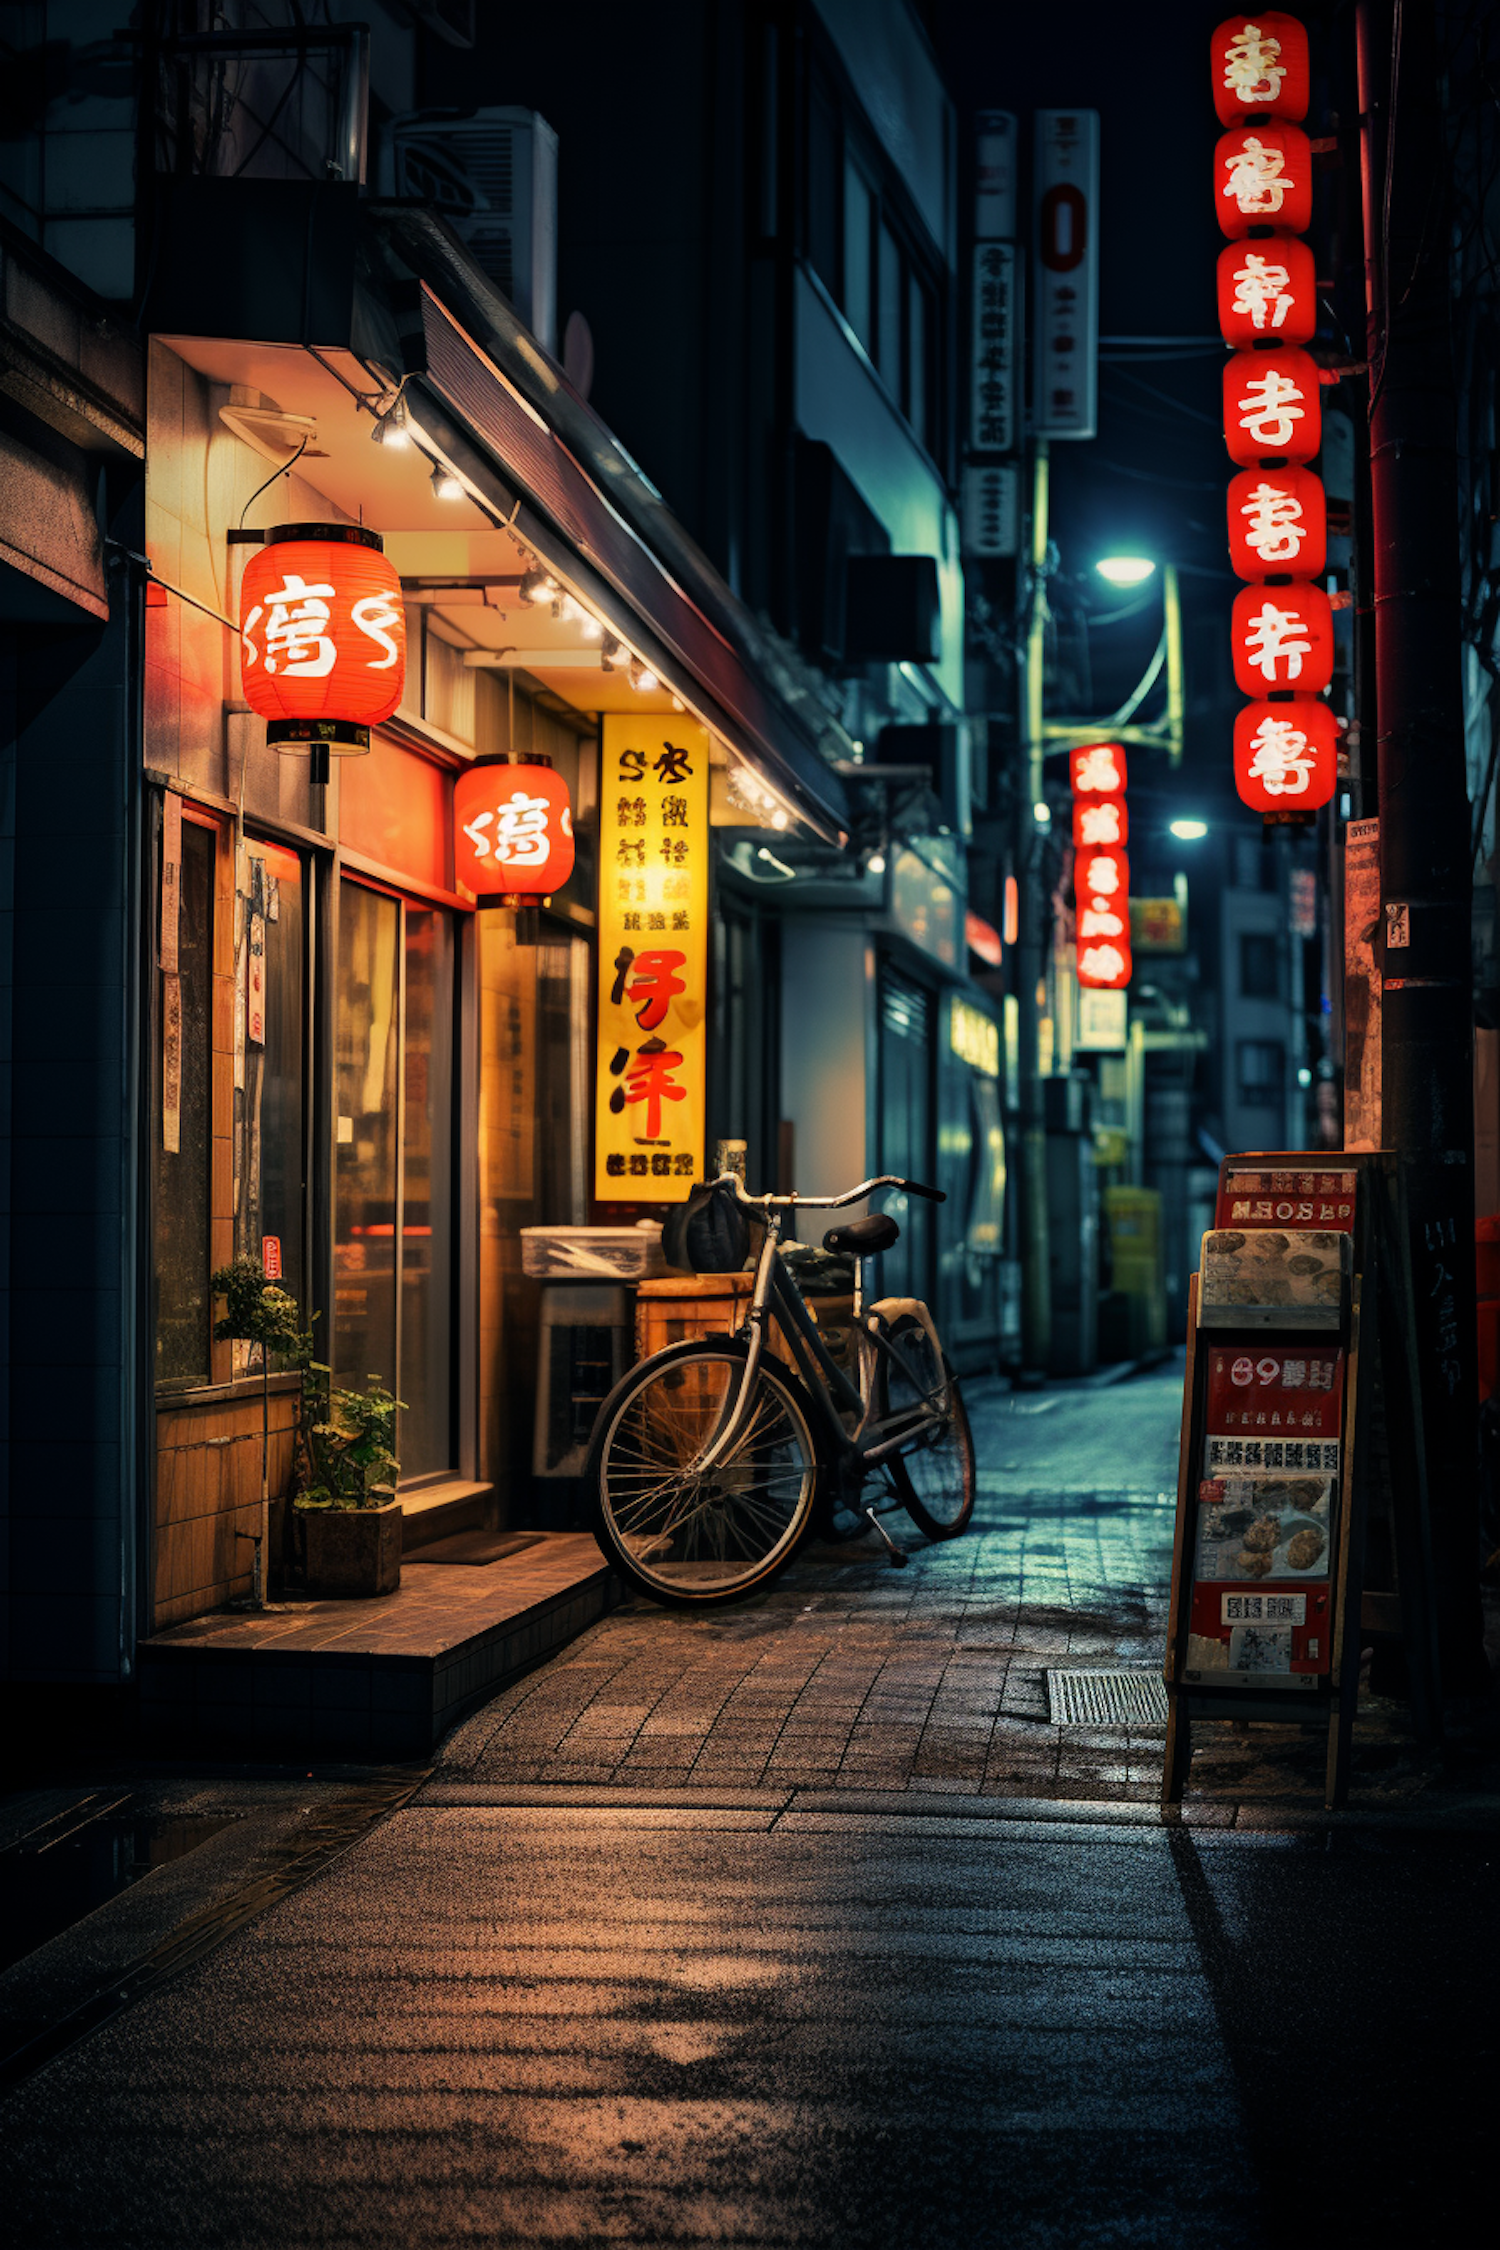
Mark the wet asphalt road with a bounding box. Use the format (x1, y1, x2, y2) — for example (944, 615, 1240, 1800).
(1, 1799, 1495, 2248)
(4, 1367, 1496, 2244)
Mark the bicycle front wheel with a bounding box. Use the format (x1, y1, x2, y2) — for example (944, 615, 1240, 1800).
(880, 1315, 976, 1539)
(588, 1340, 822, 1605)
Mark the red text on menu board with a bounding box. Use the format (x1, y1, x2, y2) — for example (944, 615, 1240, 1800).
(1215, 1166, 1357, 1230)
(1205, 1345, 1344, 1439)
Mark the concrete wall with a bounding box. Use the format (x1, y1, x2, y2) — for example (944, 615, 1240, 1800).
(779, 919, 872, 1219)
(0, 591, 139, 1686)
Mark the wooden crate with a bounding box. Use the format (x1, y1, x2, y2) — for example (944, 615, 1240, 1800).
(634, 1278, 854, 1375)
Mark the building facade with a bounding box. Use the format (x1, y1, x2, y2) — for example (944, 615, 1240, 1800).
(1, 0, 1009, 1710)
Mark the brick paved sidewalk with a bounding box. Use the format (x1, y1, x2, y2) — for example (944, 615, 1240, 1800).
(440, 1372, 1182, 1801)
(438, 1362, 1500, 1814)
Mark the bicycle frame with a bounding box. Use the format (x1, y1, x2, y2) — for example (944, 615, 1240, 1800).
(685, 1178, 949, 1480)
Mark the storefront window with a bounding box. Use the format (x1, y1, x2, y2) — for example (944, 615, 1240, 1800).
(334, 878, 455, 1482)
(240, 840, 305, 1311)
(401, 906, 454, 1477)
(335, 882, 400, 1407)
(155, 817, 215, 1385)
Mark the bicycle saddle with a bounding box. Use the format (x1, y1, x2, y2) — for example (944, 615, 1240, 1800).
(823, 1213, 900, 1256)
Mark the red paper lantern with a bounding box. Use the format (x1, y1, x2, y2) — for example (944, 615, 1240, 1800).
(1216, 233, 1316, 346)
(1215, 123, 1312, 238)
(1077, 938, 1133, 991)
(1233, 698, 1337, 811)
(240, 526, 405, 763)
(1231, 580, 1333, 696)
(1212, 13, 1311, 127)
(1073, 795, 1128, 850)
(1223, 346, 1321, 464)
(1070, 742, 1128, 797)
(455, 755, 575, 905)
(1227, 465, 1326, 579)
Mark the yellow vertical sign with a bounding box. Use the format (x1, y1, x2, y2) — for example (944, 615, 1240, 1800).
(595, 714, 710, 1201)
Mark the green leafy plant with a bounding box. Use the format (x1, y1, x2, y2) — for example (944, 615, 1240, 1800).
(211, 1257, 312, 1361)
(294, 1364, 407, 1512)
(209, 1258, 405, 1514)
(210, 1257, 318, 1607)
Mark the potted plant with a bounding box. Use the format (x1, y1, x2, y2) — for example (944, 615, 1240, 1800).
(210, 1257, 311, 1609)
(294, 1359, 407, 1599)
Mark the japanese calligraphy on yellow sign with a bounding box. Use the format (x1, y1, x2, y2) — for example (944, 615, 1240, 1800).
(595, 715, 709, 1201)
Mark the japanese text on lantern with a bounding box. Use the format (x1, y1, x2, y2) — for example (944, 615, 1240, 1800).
(595, 715, 709, 1201)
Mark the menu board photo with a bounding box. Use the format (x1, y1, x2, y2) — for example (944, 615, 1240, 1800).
(1181, 1343, 1344, 1687)
(1199, 1227, 1351, 1329)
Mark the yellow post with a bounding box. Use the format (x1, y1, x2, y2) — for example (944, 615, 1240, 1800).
(1162, 561, 1184, 767)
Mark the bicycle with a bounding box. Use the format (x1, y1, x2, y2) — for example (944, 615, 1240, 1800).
(585, 1172, 976, 1606)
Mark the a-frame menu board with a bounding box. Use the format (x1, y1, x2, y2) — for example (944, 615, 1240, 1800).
(1163, 1154, 1377, 1809)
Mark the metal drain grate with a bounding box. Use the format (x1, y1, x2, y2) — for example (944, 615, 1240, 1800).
(1045, 1670, 1169, 1728)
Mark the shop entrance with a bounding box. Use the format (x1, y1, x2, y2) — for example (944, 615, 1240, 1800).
(334, 877, 457, 1483)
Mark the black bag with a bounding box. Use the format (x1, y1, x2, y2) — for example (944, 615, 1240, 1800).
(662, 1181, 751, 1274)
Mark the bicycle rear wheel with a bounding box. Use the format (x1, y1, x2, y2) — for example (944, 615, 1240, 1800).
(880, 1315, 976, 1539)
(588, 1339, 822, 1605)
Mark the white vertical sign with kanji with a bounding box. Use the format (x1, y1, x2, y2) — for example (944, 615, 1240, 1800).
(1033, 110, 1099, 440)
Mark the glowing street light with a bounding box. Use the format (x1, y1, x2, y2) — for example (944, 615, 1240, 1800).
(1170, 817, 1209, 841)
(1095, 555, 1157, 586)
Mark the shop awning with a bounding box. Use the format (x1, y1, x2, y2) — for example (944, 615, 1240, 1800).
(370, 210, 849, 845)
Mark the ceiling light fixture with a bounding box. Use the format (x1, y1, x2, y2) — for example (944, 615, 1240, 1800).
(578, 613, 603, 642)
(430, 462, 463, 501)
(371, 396, 409, 448)
(601, 636, 628, 672)
(629, 658, 659, 693)
(518, 565, 558, 605)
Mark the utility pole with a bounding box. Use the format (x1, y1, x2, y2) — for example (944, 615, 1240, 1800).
(1017, 437, 1052, 1377)
(1356, 0, 1484, 1689)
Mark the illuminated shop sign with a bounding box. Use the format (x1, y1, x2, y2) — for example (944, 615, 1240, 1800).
(595, 716, 710, 1201)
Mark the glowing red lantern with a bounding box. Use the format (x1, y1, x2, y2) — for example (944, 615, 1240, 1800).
(240, 526, 405, 781)
(454, 755, 575, 906)
(1075, 845, 1129, 909)
(1231, 580, 1333, 696)
(1227, 465, 1326, 579)
(1212, 13, 1310, 127)
(1072, 796, 1127, 850)
(1217, 233, 1316, 346)
(1215, 123, 1312, 238)
(1224, 346, 1321, 465)
(1070, 742, 1128, 797)
(1233, 698, 1337, 811)
(1077, 939, 1133, 991)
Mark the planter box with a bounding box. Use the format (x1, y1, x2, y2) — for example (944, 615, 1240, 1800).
(302, 1500, 402, 1599)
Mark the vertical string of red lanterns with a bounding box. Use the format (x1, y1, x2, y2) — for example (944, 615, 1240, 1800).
(1212, 13, 1337, 820)
(1072, 742, 1132, 989)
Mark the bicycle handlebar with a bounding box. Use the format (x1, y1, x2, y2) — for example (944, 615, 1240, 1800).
(712, 1170, 946, 1210)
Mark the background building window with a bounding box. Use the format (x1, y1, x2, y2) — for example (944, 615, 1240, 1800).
(842, 158, 873, 349)
(1240, 931, 1279, 998)
(1237, 1038, 1286, 1107)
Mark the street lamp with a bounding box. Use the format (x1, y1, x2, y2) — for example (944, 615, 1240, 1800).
(1169, 817, 1209, 841)
(1095, 555, 1157, 586)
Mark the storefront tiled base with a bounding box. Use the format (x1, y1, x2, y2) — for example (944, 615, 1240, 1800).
(137, 1534, 615, 1761)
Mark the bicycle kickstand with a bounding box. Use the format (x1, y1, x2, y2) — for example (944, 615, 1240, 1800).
(862, 1506, 909, 1568)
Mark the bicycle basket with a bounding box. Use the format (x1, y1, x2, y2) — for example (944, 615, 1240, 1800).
(662, 1181, 751, 1273)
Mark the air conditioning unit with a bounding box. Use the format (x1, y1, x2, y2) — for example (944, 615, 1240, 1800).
(382, 107, 558, 351)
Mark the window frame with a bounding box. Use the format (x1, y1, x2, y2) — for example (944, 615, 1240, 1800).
(800, 52, 946, 463)
(332, 869, 465, 1490)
